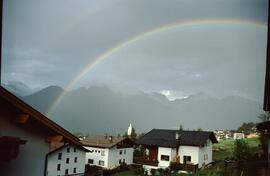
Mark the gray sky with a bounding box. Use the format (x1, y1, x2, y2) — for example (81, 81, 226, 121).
(1, 0, 268, 101)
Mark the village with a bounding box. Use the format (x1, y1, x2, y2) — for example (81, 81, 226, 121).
(1, 86, 270, 176)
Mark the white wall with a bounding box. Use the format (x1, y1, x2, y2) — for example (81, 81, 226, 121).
(157, 147, 176, 168)
(85, 146, 109, 168)
(108, 147, 134, 168)
(84, 146, 134, 169)
(178, 146, 199, 166)
(47, 145, 86, 176)
(0, 112, 50, 176)
(198, 140, 213, 168)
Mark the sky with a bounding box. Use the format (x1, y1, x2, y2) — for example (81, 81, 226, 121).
(1, 0, 268, 102)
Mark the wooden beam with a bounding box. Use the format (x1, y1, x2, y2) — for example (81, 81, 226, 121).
(14, 114, 29, 124)
(46, 135, 63, 143)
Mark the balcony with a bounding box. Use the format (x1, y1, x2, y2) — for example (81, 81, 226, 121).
(134, 157, 159, 166)
(180, 163, 198, 172)
(170, 162, 198, 172)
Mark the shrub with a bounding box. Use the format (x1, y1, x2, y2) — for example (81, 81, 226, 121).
(150, 169, 156, 176)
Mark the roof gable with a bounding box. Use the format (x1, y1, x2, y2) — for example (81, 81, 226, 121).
(0, 86, 81, 146)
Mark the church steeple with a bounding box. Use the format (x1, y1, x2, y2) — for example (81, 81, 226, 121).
(127, 123, 133, 136)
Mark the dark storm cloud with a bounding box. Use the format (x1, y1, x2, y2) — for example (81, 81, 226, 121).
(1, 0, 268, 101)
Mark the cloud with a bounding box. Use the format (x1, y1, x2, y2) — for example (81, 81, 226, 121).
(2, 0, 268, 102)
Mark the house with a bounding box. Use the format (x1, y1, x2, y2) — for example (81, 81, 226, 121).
(46, 143, 89, 176)
(233, 132, 245, 140)
(81, 135, 134, 169)
(134, 129, 218, 172)
(256, 121, 270, 162)
(0, 86, 82, 176)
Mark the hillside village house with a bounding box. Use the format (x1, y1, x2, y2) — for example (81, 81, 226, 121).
(0, 86, 83, 176)
(81, 135, 134, 169)
(46, 143, 89, 176)
(233, 132, 245, 140)
(134, 129, 218, 172)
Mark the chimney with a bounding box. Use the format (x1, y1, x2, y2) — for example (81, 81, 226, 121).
(176, 132, 181, 140)
(108, 135, 113, 142)
(104, 133, 108, 139)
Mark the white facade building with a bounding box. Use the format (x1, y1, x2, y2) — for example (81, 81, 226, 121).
(0, 87, 81, 176)
(46, 144, 88, 176)
(135, 129, 218, 172)
(82, 135, 134, 169)
(233, 133, 245, 140)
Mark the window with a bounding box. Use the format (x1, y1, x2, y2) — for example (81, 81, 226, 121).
(99, 160, 105, 166)
(183, 156, 191, 164)
(123, 159, 125, 163)
(73, 168, 76, 173)
(88, 159, 94, 164)
(119, 150, 123, 155)
(161, 155, 170, 161)
(119, 159, 122, 164)
(204, 154, 208, 160)
(67, 147, 70, 153)
(74, 157, 78, 163)
(65, 169, 69, 175)
(66, 158, 70, 164)
(98, 150, 100, 153)
(124, 149, 126, 154)
(101, 151, 105, 156)
(58, 153, 62, 160)
(57, 164, 61, 171)
(74, 147, 76, 152)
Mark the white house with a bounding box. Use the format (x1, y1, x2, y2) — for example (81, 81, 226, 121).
(134, 129, 218, 172)
(46, 143, 89, 176)
(81, 135, 134, 169)
(233, 133, 245, 140)
(0, 86, 82, 176)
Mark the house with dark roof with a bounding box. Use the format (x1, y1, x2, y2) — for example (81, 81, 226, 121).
(134, 129, 218, 172)
(46, 143, 89, 176)
(81, 135, 134, 169)
(0, 86, 83, 176)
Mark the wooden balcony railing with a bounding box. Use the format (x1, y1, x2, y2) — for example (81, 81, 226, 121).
(180, 163, 198, 172)
(170, 162, 198, 172)
(134, 157, 159, 166)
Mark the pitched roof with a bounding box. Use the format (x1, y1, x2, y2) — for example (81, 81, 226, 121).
(135, 129, 218, 147)
(81, 135, 128, 148)
(0, 86, 81, 146)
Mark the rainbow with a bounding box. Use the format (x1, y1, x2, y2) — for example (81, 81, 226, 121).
(46, 18, 267, 116)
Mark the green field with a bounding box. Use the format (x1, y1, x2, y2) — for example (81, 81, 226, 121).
(114, 138, 260, 176)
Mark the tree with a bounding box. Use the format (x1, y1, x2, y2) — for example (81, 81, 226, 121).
(179, 125, 183, 131)
(257, 111, 270, 158)
(232, 139, 251, 167)
(237, 122, 256, 134)
(258, 111, 270, 122)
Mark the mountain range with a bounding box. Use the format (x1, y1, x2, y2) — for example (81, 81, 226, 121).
(7, 83, 262, 135)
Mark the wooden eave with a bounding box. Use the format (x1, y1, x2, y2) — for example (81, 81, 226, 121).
(0, 86, 81, 146)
